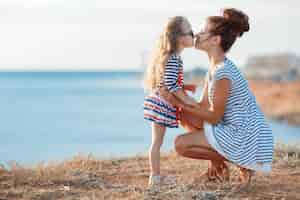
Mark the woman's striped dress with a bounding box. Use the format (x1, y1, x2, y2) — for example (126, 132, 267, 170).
(205, 57, 274, 172)
(144, 54, 184, 128)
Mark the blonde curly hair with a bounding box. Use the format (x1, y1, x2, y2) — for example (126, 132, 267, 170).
(143, 16, 188, 91)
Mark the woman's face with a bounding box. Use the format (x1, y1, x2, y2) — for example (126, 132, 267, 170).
(195, 21, 215, 51)
(177, 20, 194, 48)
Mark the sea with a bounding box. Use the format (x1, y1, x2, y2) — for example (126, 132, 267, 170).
(0, 71, 299, 166)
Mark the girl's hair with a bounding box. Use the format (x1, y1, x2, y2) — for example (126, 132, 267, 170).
(144, 16, 187, 91)
(207, 8, 249, 52)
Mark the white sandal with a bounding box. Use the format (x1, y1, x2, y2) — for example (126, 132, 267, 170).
(148, 175, 161, 186)
(148, 175, 176, 186)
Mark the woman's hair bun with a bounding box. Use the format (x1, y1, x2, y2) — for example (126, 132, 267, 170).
(222, 8, 249, 37)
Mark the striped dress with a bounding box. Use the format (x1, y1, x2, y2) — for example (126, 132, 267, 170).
(205, 57, 274, 172)
(144, 53, 184, 128)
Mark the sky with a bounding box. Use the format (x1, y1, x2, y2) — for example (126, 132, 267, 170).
(0, 0, 299, 71)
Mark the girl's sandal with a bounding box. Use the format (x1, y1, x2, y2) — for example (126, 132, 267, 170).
(148, 175, 160, 187)
(148, 175, 176, 188)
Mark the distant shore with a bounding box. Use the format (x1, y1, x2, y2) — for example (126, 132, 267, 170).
(248, 80, 300, 126)
(187, 78, 300, 126)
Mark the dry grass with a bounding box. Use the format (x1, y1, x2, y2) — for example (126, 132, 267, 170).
(1, 145, 300, 200)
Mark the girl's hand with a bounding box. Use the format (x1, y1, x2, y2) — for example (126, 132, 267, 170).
(184, 84, 197, 94)
(184, 96, 199, 107)
(159, 87, 184, 108)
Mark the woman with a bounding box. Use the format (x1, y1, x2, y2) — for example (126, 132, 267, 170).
(161, 8, 274, 184)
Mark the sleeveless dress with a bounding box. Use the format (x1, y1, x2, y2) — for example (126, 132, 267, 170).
(204, 57, 274, 173)
(144, 54, 184, 128)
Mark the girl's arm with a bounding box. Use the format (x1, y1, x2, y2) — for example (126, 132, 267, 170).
(164, 57, 198, 106)
(183, 78, 231, 124)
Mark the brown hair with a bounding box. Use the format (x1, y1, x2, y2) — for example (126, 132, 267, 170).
(207, 8, 249, 52)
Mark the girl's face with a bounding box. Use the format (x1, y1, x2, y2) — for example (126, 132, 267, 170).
(177, 20, 194, 48)
(195, 21, 218, 51)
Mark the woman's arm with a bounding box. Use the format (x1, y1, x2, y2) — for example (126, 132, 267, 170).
(183, 78, 231, 124)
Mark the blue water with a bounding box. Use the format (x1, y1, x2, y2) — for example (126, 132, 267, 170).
(0, 72, 299, 165)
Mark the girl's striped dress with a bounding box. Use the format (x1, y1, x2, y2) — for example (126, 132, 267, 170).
(144, 53, 183, 128)
(204, 57, 274, 172)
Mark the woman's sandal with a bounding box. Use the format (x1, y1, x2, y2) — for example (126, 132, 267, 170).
(230, 167, 254, 192)
(216, 162, 230, 182)
(238, 167, 254, 184)
(198, 162, 230, 183)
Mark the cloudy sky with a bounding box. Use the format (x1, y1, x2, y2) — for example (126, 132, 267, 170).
(0, 0, 298, 70)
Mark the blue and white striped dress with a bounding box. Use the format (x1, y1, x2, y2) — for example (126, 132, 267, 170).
(204, 57, 274, 172)
(144, 53, 184, 128)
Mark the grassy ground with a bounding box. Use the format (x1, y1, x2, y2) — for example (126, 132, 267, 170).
(1, 144, 300, 200)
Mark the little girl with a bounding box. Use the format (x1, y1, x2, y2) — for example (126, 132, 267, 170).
(143, 16, 198, 186)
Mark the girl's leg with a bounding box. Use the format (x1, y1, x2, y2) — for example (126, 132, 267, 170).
(149, 122, 166, 178)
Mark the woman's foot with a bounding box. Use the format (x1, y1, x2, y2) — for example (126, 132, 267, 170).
(198, 161, 230, 183)
(199, 167, 218, 182)
(238, 166, 254, 184)
(217, 162, 230, 182)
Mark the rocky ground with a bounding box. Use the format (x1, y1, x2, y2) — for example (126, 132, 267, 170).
(0, 145, 300, 200)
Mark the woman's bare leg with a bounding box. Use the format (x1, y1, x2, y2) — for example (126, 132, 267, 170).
(175, 130, 229, 181)
(175, 130, 224, 160)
